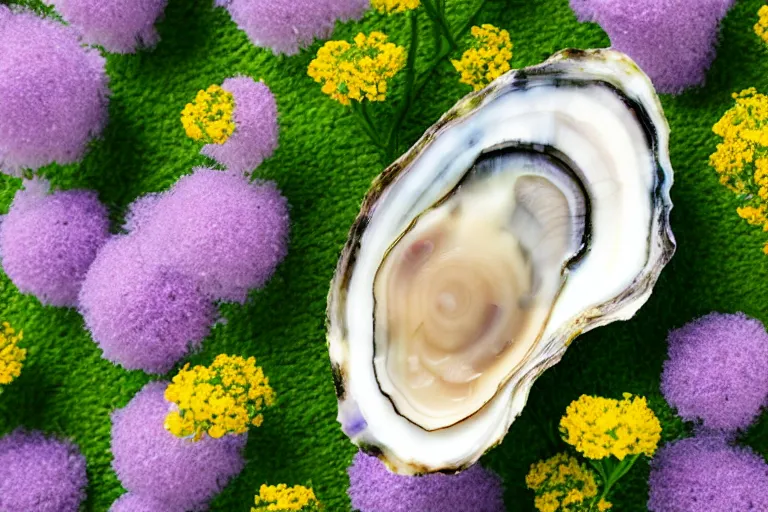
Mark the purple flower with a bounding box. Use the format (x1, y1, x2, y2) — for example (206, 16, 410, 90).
(0, 180, 110, 307)
(50, 0, 168, 53)
(201, 77, 279, 174)
(661, 312, 768, 432)
(78, 235, 215, 374)
(110, 493, 183, 512)
(217, 0, 369, 55)
(129, 168, 290, 303)
(347, 451, 505, 512)
(569, 0, 735, 94)
(111, 382, 247, 511)
(648, 435, 768, 511)
(0, 6, 109, 174)
(0, 430, 88, 512)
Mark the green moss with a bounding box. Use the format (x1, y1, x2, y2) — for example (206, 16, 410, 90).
(1, 0, 767, 510)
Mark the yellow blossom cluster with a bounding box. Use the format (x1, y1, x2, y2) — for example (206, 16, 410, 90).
(755, 5, 768, 45)
(251, 484, 320, 512)
(0, 322, 25, 386)
(710, 88, 768, 253)
(164, 354, 275, 441)
(371, 0, 420, 14)
(452, 24, 513, 91)
(308, 32, 407, 106)
(181, 84, 236, 144)
(560, 394, 661, 461)
(526, 453, 612, 512)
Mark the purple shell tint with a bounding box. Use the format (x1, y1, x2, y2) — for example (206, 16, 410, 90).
(661, 312, 768, 432)
(79, 235, 215, 374)
(0, 181, 110, 307)
(201, 77, 279, 174)
(0, 430, 88, 512)
(128, 168, 290, 303)
(569, 0, 735, 94)
(50, 0, 168, 53)
(0, 6, 108, 174)
(648, 435, 768, 512)
(110, 493, 184, 512)
(111, 382, 247, 511)
(216, 0, 368, 55)
(348, 451, 506, 512)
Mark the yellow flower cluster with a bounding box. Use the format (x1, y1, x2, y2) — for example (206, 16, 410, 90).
(308, 32, 407, 106)
(181, 84, 236, 144)
(452, 24, 513, 91)
(755, 5, 768, 45)
(0, 322, 25, 386)
(164, 354, 275, 441)
(252, 484, 320, 512)
(560, 394, 661, 461)
(526, 453, 612, 512)
(710, 88, 768, 253)
(371, 0, 420, 14)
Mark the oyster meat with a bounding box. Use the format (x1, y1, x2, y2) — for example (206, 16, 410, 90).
(327, 49, 675, 474)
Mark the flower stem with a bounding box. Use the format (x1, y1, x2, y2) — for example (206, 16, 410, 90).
(590, 454, 641, 510)
(351, 101, 385, 150)
(385, 10, 420, 159)
(422, 0, 458, 50)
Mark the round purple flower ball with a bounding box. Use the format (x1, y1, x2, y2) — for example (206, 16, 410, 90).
(348, 451, 505, 512)
(201, 77, 279, 174)
(648, 435, 768, 511)
(79, 235, 215, 374)
(0, 181, 110, 307)
(130, 168, 290, 303)
(661, 312, 768, 432)
(0, 6, 109, 174)
(50, 0, 168, 53)
(110, 493, 183, 512)
(111, 382, 247, 511)
(569, 0, 735, 94)
(0, 430, 87, 512)
(216, 0, 368, 55)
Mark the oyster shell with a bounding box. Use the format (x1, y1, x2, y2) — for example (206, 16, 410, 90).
(327, 49, 675, 474)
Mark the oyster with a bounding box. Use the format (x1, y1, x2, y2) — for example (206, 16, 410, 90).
(327, 49, 675, 474)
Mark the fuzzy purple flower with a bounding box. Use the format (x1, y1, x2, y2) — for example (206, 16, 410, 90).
(129, 168, 290, 303)
(201, 77, 279, 174)
(0, 430, 88, 512)
(0, 180, 110, 307)
(50, 0, 168, 53)
(0, 6, 109, 174)
(111, 382, 247, 511)
(110, 493, 183, 512)
(648, 435, 768, 511)
(569, 0, 735, 94)
(348, 451, 505, 512)
(216, 0, 369, 55)
(79, 235, 215, 374)
(661, 312, 768, 432)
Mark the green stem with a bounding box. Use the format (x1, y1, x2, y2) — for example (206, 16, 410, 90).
(350, 101, 385, 150)
(385, 10, 419, 158)
(422, 0, 458, 49)
(590, 454, 641, 509)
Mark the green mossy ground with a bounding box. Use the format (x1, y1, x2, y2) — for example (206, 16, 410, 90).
(1, 0, 767, 510)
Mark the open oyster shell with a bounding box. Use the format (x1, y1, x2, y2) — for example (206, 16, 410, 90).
(327, 49, 675, 474)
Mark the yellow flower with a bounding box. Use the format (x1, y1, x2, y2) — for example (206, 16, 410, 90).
(755, 5, 768, 45)
(597, 498, 613, 511)
(451, 24, 513, 91)
(164, 354, 275, 441)
(181, 84, 236, 144)
(371, 0, 420, 13)
(0, 322, 25, 386)
(526, 453, 607, 512)
(308, 32, 407, 106)
(559, 394, 661, 460)
(251, 483, 320, 512)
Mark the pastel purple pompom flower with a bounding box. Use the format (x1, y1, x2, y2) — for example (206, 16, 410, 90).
(79, 236, 215, 374)
(0, 180, 110, 307)
(50, 0, 168, 53)
(661, 312, 768, 432)
(130, 168, 290, 303)
(569, 0, 735, 94)
(648, 435, 768, 511)
(348, 451, 505, 512)
(0, 6, 109, 174)
(216, 0, 369, 55)
(110, 493, 183, 512)
(0, 430, 88, 512)
(201, 77, 279, 174)
(111, 382, 247, 511)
